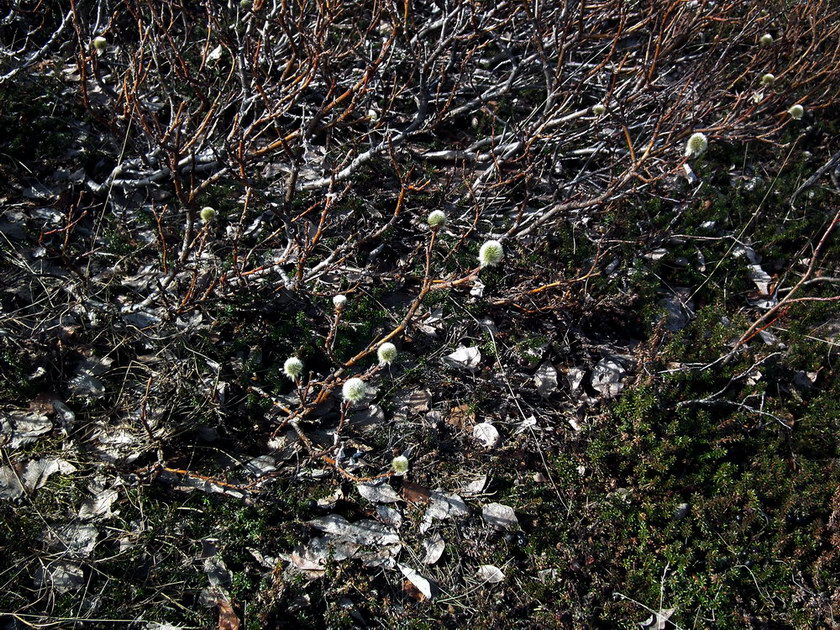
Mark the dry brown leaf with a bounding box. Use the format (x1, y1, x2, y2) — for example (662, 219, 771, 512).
(403, 579, 427, 602)
(29, 392, 59, 415)
(399, 564, 434, 600)
(447, 404, 475, 430)
(407, 389, 431, 413)
(401, 480, 432, 504)
(217, 598, 240, 630)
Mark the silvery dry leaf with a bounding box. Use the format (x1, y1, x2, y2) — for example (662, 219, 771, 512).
(0, 411, 52, 449)
(591, 358, 626, 398)
(534, 363, 558, 396)
(422, 534, 445, 565)
(442, 346, 481, 372)
(398, 564, 435, 600)
(308, 514, 400, 546)
(477, 564, 505, 583)
(376, 504, 403, 529)
(420, 491, 470, 533)
(640, 608, 675, 630)
(473, 422, 500, 448)
(35, 561, 84, 594)
(357, 481, 401, 504)
(482, 502, 518, 530)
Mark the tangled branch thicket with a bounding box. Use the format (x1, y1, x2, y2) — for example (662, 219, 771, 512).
(6, 0, 839, 370)
(2, 0, 840, 627)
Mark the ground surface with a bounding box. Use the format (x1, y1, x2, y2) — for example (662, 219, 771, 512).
(1, 2, 839, 629)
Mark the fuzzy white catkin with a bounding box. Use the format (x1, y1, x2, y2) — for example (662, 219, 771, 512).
(592, 103, 606, 116)
(283, 357, 303, 379)
(685, 132, 708, 158)
(342, 378, 367, 403)
(427, 210, 447, 227)
(391, 455, 409, 476)
(479, 240, 504, 267)
(333, 294, 347, 308)
(200, 206, 217, 222)
(377, 342, 397, 365)
(788, 104, 804, 120)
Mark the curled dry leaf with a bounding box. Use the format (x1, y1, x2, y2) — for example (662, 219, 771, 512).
(640, 608, 675, 630)
(422, 534, 445, 565)
(534, 362, 558, 396)
(398, 564, 435, 600)
(442, 345, 481, 372)
(217, 598, 240, 630)
(477, 564, 505, 583)
(482, 502, 519, 530)
(421, 491, 470, 532)
(357, 481, 401, 504)
(473, 422, 500, 448)
(0, 411, 52, 449)
(591, 357, 627, 398)
(308, 514, 400, 546)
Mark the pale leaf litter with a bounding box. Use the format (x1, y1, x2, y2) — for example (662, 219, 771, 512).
(482, 502, 519, 530)
(67, 356, 112, 398)
(78, 477, 120, 520)
(0, 411, 53, 449)
(1, 343, 531, 601)
(442, 345, 482, 372)
(420, 491, 470, 533)
(376, 504, 403, 529)
(658, 288, 694, 332)
(399, 563, 436, 600)
(0, 396, 142, 595)
(199, 540, 242, 629)
(590, 356, 628, 398)
(285, 485, 522, 589)
(460, 474, 489, 496)
(14, 465, 122, 595)
(0, 300, 514, 601)
(390, 389, 431, 422)
(34, 561, 85, 595)
(418, 307, 445, 336)
(357, 480, 402, 504)
(472, 422, 500, 448)
(476, 564, 505, 583)
(289, 515, 402, 576)
(422, 534, 446, 565)
(534, 362, 558, 396)
(513, 415, 539, 436)
(640, 608, 676, 629)
(734, 243, 777, 308)
(649, 239, 773, 326)
(4, 409, 523, 602)
(0, 458, 77, 500)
